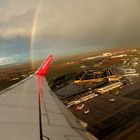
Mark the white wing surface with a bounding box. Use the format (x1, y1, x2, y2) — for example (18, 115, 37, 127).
(0, 55, 97, 140)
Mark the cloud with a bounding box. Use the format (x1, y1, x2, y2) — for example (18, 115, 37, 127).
(0, 0, 140, 46)
(0, 57, 16, 66)
(0, 0, 38, 39)
(33, 0, 140, 46)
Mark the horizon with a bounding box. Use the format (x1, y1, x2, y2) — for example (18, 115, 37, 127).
(0, 0, 140, 68)
(0, 46, 138, 69)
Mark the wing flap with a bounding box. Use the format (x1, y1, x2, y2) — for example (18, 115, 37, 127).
(40, 78, 97, 140)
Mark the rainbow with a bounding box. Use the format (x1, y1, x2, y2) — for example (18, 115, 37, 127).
(29, 0, 42, 71)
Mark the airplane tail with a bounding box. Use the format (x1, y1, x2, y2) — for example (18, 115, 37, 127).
(35, 55, 53, 76)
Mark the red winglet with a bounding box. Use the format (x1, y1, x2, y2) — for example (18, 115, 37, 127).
(35, 55, 52, 76)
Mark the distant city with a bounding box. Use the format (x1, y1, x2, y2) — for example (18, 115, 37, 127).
(49, 48, 140, 140)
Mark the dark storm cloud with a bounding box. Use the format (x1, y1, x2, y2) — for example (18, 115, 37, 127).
(0, 0, 140, 45)
(40, 0, 140, 45)
(0, 0, 38, 38)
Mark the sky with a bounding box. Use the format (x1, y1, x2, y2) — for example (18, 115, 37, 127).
(0, 0, 140, 66)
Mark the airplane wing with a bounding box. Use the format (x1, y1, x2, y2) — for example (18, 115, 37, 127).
(0, 55, 97, 140)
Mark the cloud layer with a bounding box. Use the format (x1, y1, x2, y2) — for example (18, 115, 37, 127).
(0, 0, 38, 38)
(0, 0, 140, 45)
(0, 57, 16, 66)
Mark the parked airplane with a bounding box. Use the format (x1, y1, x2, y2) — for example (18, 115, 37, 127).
(76, 104, 85, 111)
(84, 110, 90, 114)
(0, 55, 97, 140)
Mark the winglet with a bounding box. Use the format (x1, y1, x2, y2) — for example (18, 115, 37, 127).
(35, 55, 52, 76)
